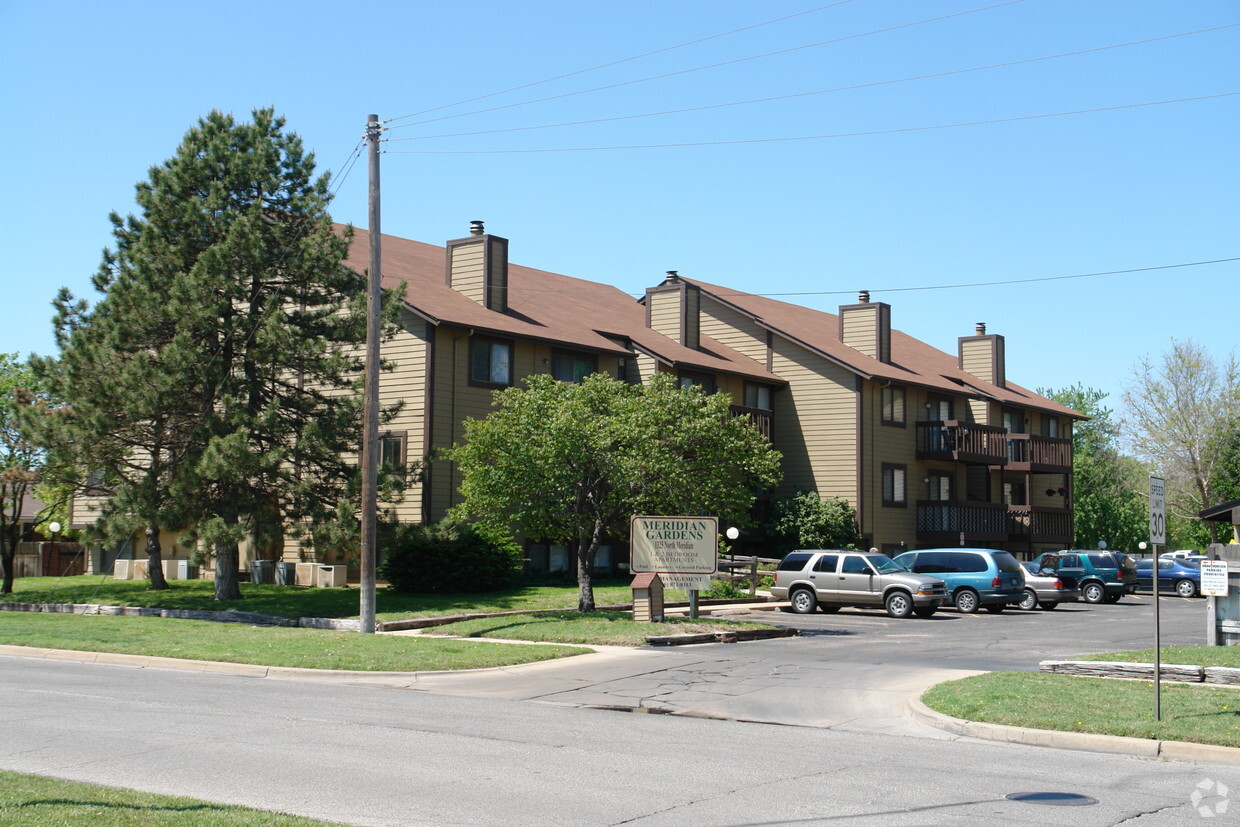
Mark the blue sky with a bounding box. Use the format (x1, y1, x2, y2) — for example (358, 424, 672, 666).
(2, 0, 1236, 413)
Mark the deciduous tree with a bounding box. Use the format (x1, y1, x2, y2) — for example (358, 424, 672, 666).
(1122, 341, 1240, 544)
(0, 354, 42, 594)
(451, 373, 782, 611)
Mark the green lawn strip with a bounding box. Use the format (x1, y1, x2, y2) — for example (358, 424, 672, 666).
(0, 769, 341, 826)
(922, 671, 1240, 748)
(1069, 646, 1240, 669)
(423, 609, 778, 646)
(5, 575, 666, 620)
(0, 612, 586, 671)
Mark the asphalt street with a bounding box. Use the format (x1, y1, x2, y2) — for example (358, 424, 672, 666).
(1, 592, 1234, 825)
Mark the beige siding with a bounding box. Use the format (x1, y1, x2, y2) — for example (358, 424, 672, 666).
(840, 307, 878, 357)
(770, 337, 857, 503)
(684, 286, 700, 350)
(699, 296, 767, 364)
(647, 290, 681, 342)
(448, 243, 485, 305)
(378, 309, 430, 523)
(859, 379, 917, 547)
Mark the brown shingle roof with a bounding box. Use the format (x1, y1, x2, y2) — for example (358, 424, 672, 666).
(682, 278, 1084, 419)
(344, 227, 782, 385)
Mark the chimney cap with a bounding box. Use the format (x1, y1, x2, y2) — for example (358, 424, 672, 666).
(469, 220, 485, 236)
(664, 270, 680, 284)
(858, 290, 870, 303)
(975, 322, 987, 335)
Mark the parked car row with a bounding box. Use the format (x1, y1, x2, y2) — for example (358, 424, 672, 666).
(1134, 557, 1202, 598)
(771, 547, 1144, 619)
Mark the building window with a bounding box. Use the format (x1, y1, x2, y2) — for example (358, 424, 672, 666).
(927, 395, 953, 422)
(744, 383, 772, 410)
(928, 472, 952, 502)
(379, 432, 405, 469)
(1003, 480, 1028, 506)
(882, 386, 906, 426)
(1041, 416, 1059, 438)
(678, 371, 716, 393)
(470, 336, 512, 386)
(1003, 408, 1025, 434)
(882, 464, 907, 506)
(551, 350, 596, 384)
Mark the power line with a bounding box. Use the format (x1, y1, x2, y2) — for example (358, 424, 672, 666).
(384, 0, 1027, 132)
(382, 1, 858, 126)
(381, 92, 1238, 154)
(386, 24, 1239, 142)
(330, 138, 365, 198)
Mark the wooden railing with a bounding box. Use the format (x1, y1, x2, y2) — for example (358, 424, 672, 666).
(1006, 506, 1073, 543)
(915, 500, 1008, 541)
(731, 405, 773, 440)
(1006, 433, 1072, 470)
(915, 421, 1008, 465)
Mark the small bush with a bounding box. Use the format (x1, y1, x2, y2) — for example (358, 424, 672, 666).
(379, 519, 523, 593)
(703, 579, 751, 600)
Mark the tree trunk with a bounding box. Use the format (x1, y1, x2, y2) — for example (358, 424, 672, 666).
(575, 518, 605, 612)
(0, 532, 14, 595)
(214, 540, 243, 601)
(145, 523, 169, 590)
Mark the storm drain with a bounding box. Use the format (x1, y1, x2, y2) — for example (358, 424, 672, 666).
(1005, 792, 1099, 807)
(585, 705, 675, 715)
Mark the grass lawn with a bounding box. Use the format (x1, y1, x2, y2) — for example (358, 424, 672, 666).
(0, 769, 341, 826)
(923, 664, 1240, 749)
(3, 575, 676, 621)
(424, 610, 777, 646)
(1072, 645, 1240, 668)
(0, 612, 587, 671)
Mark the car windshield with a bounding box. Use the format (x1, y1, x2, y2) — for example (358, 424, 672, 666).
(868, 555, 906, 574)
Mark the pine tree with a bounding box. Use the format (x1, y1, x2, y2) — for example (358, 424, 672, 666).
(35, 108, 388, 600)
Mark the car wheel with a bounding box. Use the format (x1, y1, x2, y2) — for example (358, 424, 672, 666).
(885, 591, 914, 619)
(983, 604, 1005, 614)
(1082, 582, 1105, 604)
(1018, 589, 1039, 611)
(954, 589, 980, 614)
(1041, 601, 1058, 610)
(1104, 593, 1122, 603)
(913, 606, 937, 618)
(1175, 579, 1198, 598)
(790, 588, 817, 614)
(818, 603, 841, 613)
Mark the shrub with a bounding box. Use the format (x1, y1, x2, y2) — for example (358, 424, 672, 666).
(766, 490, 862, 557)
(703, 579, 750, 600)
(378, 518, 523, 593)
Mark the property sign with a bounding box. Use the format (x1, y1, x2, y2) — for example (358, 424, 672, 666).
(1149, 476, 1166, 545)
(630, 516, 718, 576)
(1201, 561, 1229, 597)
(659, 572, 713, 591)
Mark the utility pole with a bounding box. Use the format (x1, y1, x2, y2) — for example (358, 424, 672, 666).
(360, 114, 382, 633)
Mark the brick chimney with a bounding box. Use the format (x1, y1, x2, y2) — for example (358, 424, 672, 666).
(838, 290, 891, 362)
(445, 220, 508, 312)
(958, 322, 1005, 387)
(644, 270, 700, 349)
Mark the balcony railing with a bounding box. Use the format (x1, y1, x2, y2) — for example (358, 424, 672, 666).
(1006, 506, 1073, 544)
(1005, 433, 1072, 472)
(915, 421, 1008, 465)
(731, 405, 773, 440)
(916, 500, 1008, 543)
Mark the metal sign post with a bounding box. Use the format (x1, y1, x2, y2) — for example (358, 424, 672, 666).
(1149, 475, 1166, 721)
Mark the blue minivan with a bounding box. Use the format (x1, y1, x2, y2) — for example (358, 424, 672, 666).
(893, 548, 1025, 613)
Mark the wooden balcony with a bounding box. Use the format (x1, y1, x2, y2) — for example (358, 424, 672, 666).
(1004, 434, 1072, 473)
(731, 405, 773, 440)
(915, 421, 1008, 466)
(915, 500, 1008, 544)
(1006, 506, 1073, 545)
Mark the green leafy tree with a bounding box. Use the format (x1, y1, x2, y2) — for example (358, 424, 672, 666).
(1122, 340, 1240, 544)
(0, 355, 43, 593)
(33, 108, 397, 600)
(1041, 384, 1148, 551)
(766, 490, 862, 556)
(450, 373, 782, 611)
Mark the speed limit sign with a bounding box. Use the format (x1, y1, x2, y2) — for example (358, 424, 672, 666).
(1149, 476, 1166, 545)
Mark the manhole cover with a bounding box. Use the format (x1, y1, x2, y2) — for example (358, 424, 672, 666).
(1005, 792, 1099, 807)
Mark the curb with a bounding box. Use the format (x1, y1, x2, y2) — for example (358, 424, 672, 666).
(908, 697, 1240, 765)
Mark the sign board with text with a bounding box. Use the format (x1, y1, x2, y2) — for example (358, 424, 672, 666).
(1149, 476, 1166, 545)
(1201, 561, 1229, 597)
(630, 516, 718, 576)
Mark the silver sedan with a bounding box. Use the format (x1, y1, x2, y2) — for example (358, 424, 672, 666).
(1018, 560, 1081, 610)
